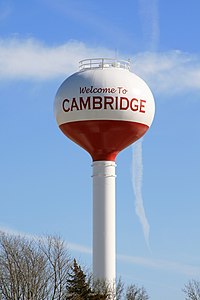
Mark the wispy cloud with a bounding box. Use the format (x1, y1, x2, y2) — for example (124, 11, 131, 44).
(0, 225, 92, 254)
(0, 225, 199, 277)
(0, 1, 13, 22)
(118, 254, 200, 277)
(133, 50, 200, 94)
(131, 140, 150, 249)
(0, 38, 114, 80)
(0, 38, 200, 94)
(139, 0, 160, 50)
(46, 1, 132, 50)
(67, 242, 92, 255)
(132, 0, 158, 252)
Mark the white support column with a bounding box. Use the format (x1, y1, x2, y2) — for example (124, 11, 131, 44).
(92, 161, 116, 284)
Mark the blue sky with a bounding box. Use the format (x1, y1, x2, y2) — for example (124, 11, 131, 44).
(0, 0, 200, 299)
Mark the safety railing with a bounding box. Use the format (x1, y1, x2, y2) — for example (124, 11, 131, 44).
(79, 58, 130, 71)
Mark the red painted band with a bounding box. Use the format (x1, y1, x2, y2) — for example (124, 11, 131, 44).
(59, 120, 149, 161)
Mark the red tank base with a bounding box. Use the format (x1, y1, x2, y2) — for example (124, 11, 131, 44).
(59, 120, 149, 161)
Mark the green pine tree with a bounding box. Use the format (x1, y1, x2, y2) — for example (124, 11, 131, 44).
(66, 259, 93, 299)
(66, 259, 110, 300)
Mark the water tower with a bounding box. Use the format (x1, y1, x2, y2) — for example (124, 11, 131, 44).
(54, 58, 155, 284)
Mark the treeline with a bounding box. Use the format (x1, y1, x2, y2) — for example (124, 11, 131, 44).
(0, 232, 198, 300)
(0, 232, 148, 300)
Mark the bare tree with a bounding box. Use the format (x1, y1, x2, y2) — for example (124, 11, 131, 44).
(126, 284, 149, 300)
(183, 280, 200, 300)
(0, 231, 48, 300)
(0, 232, 70, 300)
(39, 235, 71, 300)
(92, 278, 113, 299)
(90, 278, 149, 300)
(0, 231, 150, 300)
(115, 278, 124, 300)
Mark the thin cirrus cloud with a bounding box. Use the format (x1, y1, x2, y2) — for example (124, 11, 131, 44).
(117, 254, 200, 277)
(0, 225, 199, 277)
(0, 2, 12, 22)
(0, 38, 200, 94)
(138, 0, 160, 50)
(131, 139, 151, 250)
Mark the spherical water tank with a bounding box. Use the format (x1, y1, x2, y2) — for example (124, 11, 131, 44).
(54, 58, 155, 161)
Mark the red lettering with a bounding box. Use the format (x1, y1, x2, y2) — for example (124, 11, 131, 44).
(62, 96, 147, 113)
(86, 87, 91, 93)
(115, 97, 118, 109)
(62, 99, 70, 112)
(71, 98, 79, 111)
(80, 87, 86, 93)
(93, 97, 102, 109)
(104, 96, 114, 109)
(130, 98, 139, 111)
(80, 97, 91, 110)
(139, 99, 146, 113)
(120, 97, 129, 110)
(118, 87, 123, 93)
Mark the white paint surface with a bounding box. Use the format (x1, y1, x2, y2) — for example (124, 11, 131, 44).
(92, 161, 116, 283)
